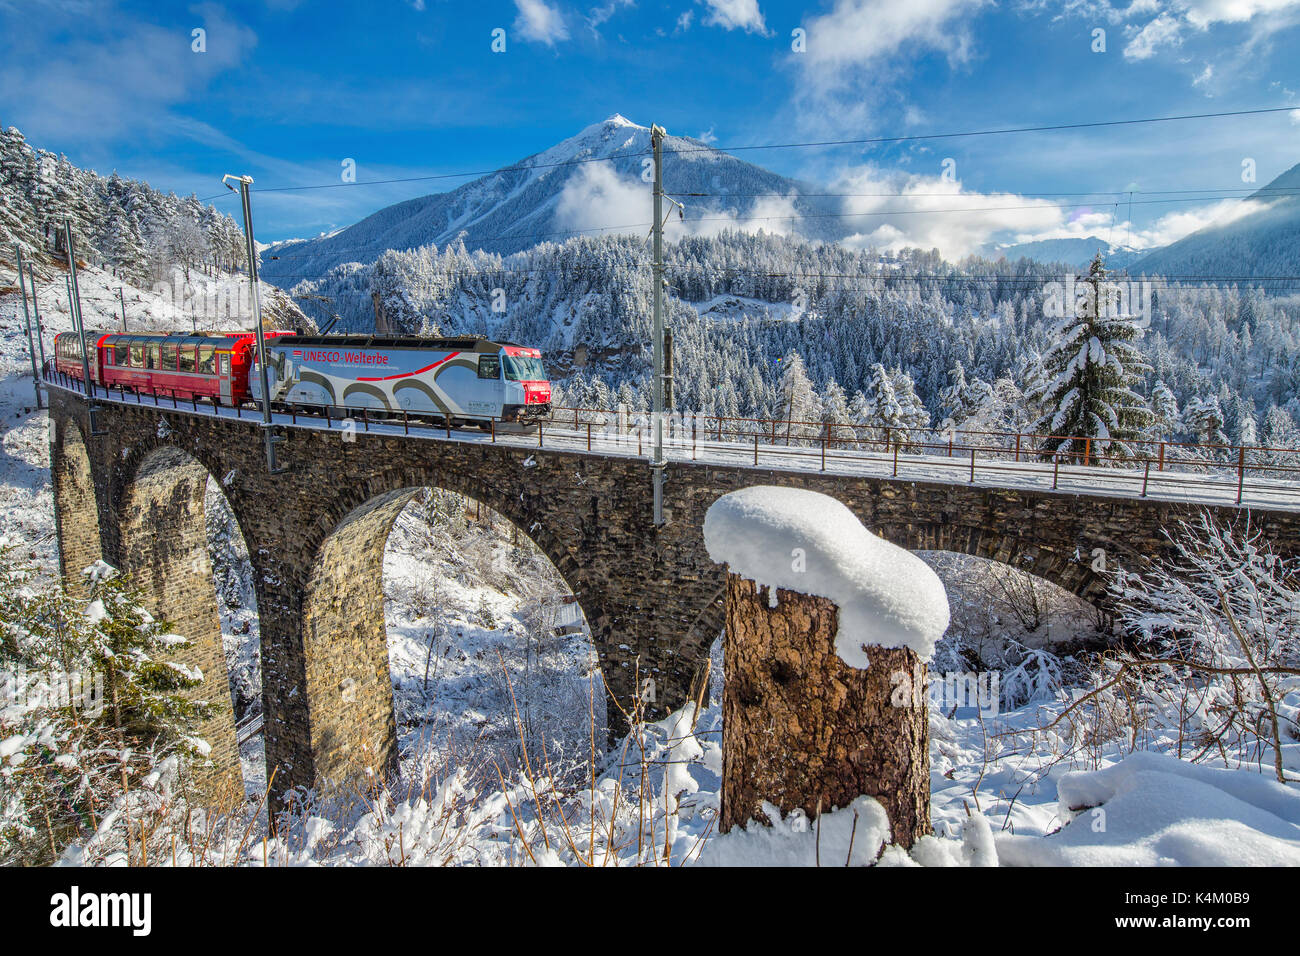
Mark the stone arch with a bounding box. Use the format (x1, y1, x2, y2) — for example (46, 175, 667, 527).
(51, 414, 103, 585)
(111, 441, 249, 803)
(296, 467, 607, 794)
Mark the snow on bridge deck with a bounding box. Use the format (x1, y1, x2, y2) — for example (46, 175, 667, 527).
(49, 379, 1300, 514)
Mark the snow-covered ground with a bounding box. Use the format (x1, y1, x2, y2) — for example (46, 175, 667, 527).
(381, 490, 605, 790)
(689, 293, 810, 324)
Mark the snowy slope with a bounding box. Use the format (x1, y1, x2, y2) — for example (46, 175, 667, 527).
(1131, 161, 1300, 279)
(985, 235, 1143, 271)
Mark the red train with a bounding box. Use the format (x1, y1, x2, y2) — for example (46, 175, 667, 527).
(52, 330, 293, 406)
(51, 331, 553, 425)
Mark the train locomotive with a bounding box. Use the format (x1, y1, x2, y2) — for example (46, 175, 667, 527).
(52, 331, 553, 424)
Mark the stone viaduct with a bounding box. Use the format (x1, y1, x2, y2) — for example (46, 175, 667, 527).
(47, 387, 1300, 807)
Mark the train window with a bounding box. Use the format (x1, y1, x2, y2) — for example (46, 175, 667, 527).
(218, 353, 230, 375)
(114, 343, 129, 366)
(130, 343, 144, 366)
(503, 355, 545, 381)
(478, 355, 500, 379)
(197, 346, 216, 374)
(162, 344, 178, 370)
(145, 344, 159, 370)
(178, 345, 196, 373)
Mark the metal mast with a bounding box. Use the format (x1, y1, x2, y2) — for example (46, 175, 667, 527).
(224, 174, 284, 474)
(650, 125, 666, 525)
(28, 263, 46, 369)
(64, 221, 103, 434)
(15, 245, 42, 408)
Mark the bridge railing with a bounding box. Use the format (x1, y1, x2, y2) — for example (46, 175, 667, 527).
(546, 402, 1300, 501)
(43, 370, 1300, 504)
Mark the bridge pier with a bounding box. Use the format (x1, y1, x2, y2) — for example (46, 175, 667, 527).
(50, 414, 104, 586)
(113, 445, 243, 804)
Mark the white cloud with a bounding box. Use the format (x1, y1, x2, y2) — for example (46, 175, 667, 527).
(554, 164, 801, 240)
(697, 0, 769, 34)
(791, 0, 987, 133)
(826, 165, 1273, 259)
(554, 164, 649, 235)
(514, 0, 570, 45)
(588, 0, 634, 29)
(834, 167, 1064, 258)
(802, 0, 984, 70)
(0, 2, 256, 145)
(1123, 197, 1269, 247)
(553, 156, 1277, 262)
(1184, 0, 1300, 27)
(1123, 12, 1183, 59)
(1053, 0, 1300, 94)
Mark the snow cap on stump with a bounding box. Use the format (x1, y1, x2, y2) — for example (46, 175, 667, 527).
(703, 486, 949, 667)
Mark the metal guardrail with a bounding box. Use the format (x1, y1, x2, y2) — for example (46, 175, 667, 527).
(235, 711, 263, 745)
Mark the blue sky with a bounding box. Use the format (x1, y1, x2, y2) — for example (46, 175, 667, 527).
(2, 0, 1299, 248)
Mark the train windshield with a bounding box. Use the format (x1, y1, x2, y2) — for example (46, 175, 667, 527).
(503, 355, 545, 381)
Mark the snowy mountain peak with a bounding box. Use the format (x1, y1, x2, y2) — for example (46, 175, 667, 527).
(602, 113, 643, 130)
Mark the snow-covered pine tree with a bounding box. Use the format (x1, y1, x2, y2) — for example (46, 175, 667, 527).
(1182, 395, 1230, 450)
(848, 389, 870, 444)
(1028, 254, 1153, 463)
(862, 362, 905, 444)
(1149, 380, 1181, 442)
(939, 362, 968, 424)
(820, 377, 852, 446)
(0, 555, 208, 865)
(777, 349, 819, 443)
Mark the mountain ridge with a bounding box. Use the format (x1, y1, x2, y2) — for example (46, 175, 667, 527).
(259, 115, 849, 288)
(1130, 161, 1300, 279)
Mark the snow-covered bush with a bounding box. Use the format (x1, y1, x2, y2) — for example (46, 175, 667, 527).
(1050, 515, 1300, 782)
(0, 552, 210, 865)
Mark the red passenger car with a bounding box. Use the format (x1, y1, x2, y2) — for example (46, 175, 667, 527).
(52, 331, 291, 406)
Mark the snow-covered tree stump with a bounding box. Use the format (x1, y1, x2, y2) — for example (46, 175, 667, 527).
(704, 487, 950, 849)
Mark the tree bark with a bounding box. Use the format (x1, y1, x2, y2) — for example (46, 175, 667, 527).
(720, 573, 930, 848)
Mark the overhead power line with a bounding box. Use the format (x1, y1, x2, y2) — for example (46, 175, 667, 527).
(256, 264, 1300, 286)
(195, 104, 1299, 202)
(665, 106, 1300, 157)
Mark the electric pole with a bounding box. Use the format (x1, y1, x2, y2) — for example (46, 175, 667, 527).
(64, 221, 103, 434)
(651, 124, 668, 526)
(15, 245, 43, 408)
(224, 174, 285, 474)
(119, 286, 127, 331)
(28, 263, 46, 369)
